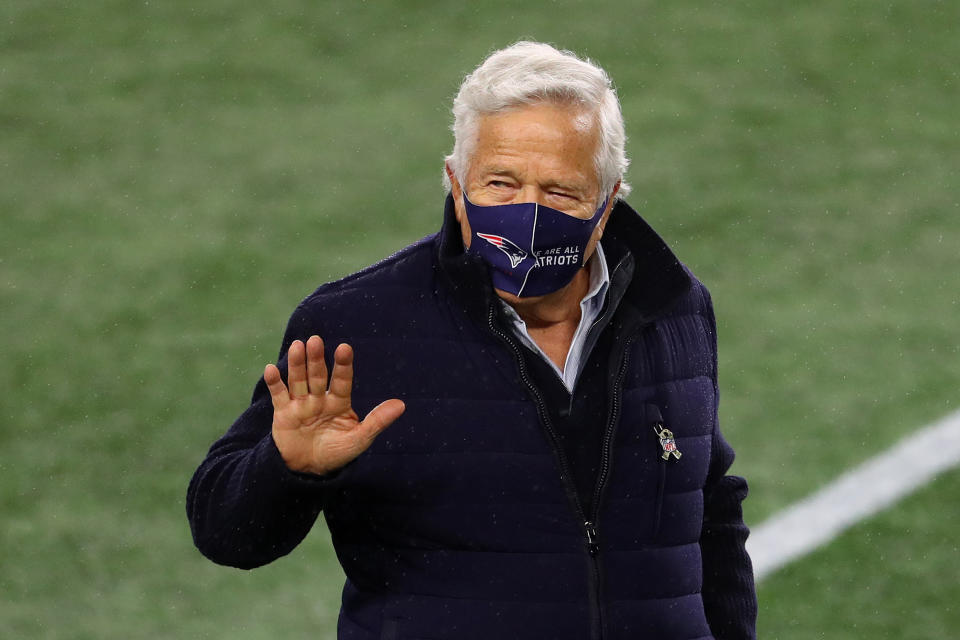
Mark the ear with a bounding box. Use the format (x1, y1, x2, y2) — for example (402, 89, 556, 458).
(596, 180, 621, 237)
(445, 162, 466, 222)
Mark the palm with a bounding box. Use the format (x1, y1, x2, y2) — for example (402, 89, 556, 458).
(265, 336, 404, 476)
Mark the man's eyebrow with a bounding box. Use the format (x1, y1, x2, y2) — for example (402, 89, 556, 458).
(479, 167, 519, 177)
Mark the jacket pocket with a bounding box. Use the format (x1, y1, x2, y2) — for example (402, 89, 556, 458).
(653, 452, 667, 538)
(649, 404, 667, 539)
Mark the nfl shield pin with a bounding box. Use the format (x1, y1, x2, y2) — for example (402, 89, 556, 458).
(654, 424, 682, 461)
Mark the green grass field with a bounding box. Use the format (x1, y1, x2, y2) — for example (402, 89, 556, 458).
(2, 1, 958, 637)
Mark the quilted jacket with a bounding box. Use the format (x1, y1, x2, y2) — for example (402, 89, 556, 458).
(187, 196, 757, 639)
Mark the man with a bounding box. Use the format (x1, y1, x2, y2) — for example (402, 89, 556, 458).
(188, 41, 757, 639)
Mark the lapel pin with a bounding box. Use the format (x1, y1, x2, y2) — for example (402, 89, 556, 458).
(654, 423, 682, 461)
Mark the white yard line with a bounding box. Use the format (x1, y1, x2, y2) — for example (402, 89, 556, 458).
(747, 408, 960, 582)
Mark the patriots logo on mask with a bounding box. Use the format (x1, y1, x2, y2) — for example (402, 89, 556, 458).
(476, 233, 528, 269)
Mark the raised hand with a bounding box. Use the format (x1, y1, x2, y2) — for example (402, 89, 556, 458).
(264, 335, 405, 476)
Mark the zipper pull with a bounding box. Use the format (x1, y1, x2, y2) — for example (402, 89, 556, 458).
(585, 521, 599, 556)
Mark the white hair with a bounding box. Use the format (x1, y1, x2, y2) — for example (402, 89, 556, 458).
(444, 41, 631, 201)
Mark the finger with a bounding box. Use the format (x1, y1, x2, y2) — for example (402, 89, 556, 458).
(327, 343, 354, 405)
(359, 399, 405, 442)
(287, 340, 309, 397)
(264, 363, 290, 411)
(305, 335, 328, 397)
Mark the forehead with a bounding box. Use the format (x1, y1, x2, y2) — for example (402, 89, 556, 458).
(469, 102, 600, 186)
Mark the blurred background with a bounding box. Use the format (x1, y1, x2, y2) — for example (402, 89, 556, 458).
(2, 1, 957, 637)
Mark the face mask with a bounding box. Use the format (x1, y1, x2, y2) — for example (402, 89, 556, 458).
(463, 193, 608, 298)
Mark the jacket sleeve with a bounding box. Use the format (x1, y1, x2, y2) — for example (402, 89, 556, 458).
(699, 287, 758, 639)
(185, 302, 343, 569)
(700, 429, 758, 639)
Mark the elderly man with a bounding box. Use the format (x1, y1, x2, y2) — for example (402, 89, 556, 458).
(188, 41, 757, 639)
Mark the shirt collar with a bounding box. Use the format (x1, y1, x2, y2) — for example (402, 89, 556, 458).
(582, 242, 610, 312)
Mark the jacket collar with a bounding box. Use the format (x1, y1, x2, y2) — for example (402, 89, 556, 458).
(436, 193, 691, 325)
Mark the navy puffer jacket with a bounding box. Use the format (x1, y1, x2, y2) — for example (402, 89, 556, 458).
(187, 196, 757, 639)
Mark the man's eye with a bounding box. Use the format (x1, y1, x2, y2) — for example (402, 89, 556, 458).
(489, 180, 511, 188)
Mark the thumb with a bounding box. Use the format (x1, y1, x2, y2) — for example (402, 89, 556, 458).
(359, 399, 405, 441)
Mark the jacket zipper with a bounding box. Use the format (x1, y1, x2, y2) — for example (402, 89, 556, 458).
(585, 334, 637, 639)
(487, 305, 637, 640)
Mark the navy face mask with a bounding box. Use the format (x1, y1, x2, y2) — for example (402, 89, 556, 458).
(463, 193, 608, 298)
